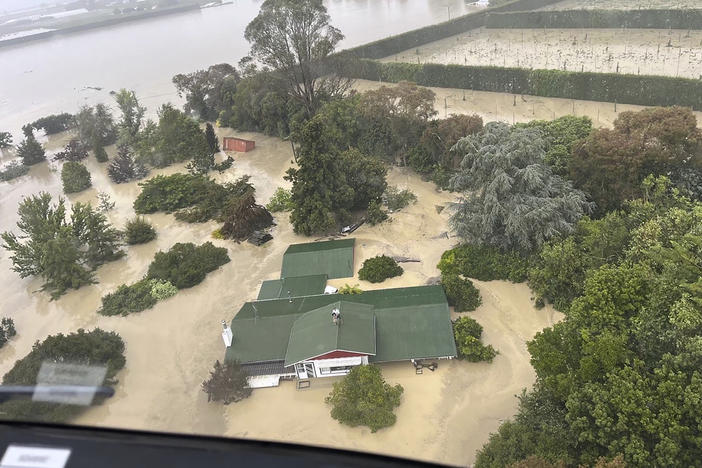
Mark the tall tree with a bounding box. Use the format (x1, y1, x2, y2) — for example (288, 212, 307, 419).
(1, 193, 124, 298)
(285, 115, 354, 235)
(450, 122, 592, 252)
(16, 133, 46, 166)
(204, 122, 220, 154)
(53, 139, 88, 162)
(244, 0, 350, 116)
(173, 63, 239, 121)
(114, 89, 146, 145)
(156, 104, 210, 168)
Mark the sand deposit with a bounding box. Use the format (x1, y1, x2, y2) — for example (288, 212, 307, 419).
(382, 27, 702, 79)
(540, 0, 701, 10)
(0, 125, 563, 465)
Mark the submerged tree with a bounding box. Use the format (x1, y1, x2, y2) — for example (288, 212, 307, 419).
(74, 104, 118, 152)
(0, 132, 12, 149)
(325, 365, 403, 433)
(244, 0, 350, 116)
(202, 360, 251, 404)
(61, 161, 92, 194)
(53, 139, 89, 162)
(114, 89, 146, 145)
(108, 144, 148, 183)
(220, 192, 273, 241)
(16, 134, 46, 166)
(450, 122, 592, 252)
(1, 193, 124, 298)
(204, 122, 220, 154)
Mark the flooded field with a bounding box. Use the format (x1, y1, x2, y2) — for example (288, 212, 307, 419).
(353, 79, 702, 129)
(540, 0, 701, 10)
(382, 27, 702, 78)
(0, 125, 562, 465)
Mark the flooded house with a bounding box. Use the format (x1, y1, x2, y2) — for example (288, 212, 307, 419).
(224, 238, 457, 388)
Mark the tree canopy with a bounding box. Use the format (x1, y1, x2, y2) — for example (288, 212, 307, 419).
(450, 122, 592, 252)
(202, 360, 252, 404)
(173, 63, 239, 121)
(325, 365, 404, 433)
(1, 193, 123, 298)
(0, 328, 125, 423)
(16, 134, 46, 166)
(244, 0, 350, 116)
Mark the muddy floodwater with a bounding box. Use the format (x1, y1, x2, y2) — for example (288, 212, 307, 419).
(353, 79, 702, 129)
(0, 0, 483, 139)
(0, 124, 562, 465)
(383, 27, 702, 79)
(540, 0, 701, 10)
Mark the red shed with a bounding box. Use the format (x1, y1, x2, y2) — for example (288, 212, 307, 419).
(223, 137, 255, 152)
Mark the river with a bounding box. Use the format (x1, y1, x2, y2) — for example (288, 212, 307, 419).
(0, 0, 481, 139)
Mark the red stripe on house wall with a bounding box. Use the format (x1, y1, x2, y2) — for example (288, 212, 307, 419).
(311, 350, 368, 360)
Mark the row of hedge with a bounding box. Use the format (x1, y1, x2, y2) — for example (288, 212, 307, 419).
(485, 9, 702, 30)
(338, 0, 563, 60)
(335, 59, 702, 110)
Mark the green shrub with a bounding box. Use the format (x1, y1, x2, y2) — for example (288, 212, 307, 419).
(367, 199, 388, 225)
(442, 274, 482, 312)
(17, 134, 46, 166)
(358, 255, 403, 283)
(266, 187, 294, 212)
(0, 328, 125, 423)
(0, 318, 17, 349)
(383, 186, 417, 211)
(0, 161, 29, 182)
(202, 360, 252, 405)
(94, 145, 109, 163)
(453, 316, 498, 362)
(61, 161, 92, 193)
(438, 245, 530, 282)
(134, 173, 252, 224)
(149, 279, 178, 301)
(146, 242, 230, 289)
(325, 365, 403, 433)
(98, 279, 157, 316)
(124, 217, 156, 245)
(339, 284, 362, 295)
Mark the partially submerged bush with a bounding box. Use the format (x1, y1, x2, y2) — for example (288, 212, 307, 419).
(17, 134, 46, 166)
(453, 316, 497, 362)
(358, 255, 403, 283)
(0, 328, 125, 423)
(266, 187, 294, 212)
(124, 217, 156, 245)
(61, 161, 92, 193)
(98, 279, 157, 316)
(202, 360, 251, 405)
(146, 242, 230, 289)
(383, 186, 417, 211)
(326, 365, 403, 433)
(0, 161, 29, 182)
(134, 173, 252, 224)
(367, 199, 388, 226)
(219, 192, 274, 241)
(0, 318, 17, 349)
(438, 245, 530, 283)
(442, 274, 482, 312)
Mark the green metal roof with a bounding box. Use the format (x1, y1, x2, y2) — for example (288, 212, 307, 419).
(225, 285, 456, 366)
(257, 274, 328, 300)
(283, 301, 376, 366)
(281, 238, 355, 279)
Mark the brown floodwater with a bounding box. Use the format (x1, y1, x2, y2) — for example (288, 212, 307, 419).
(0, 126, 562, 465)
